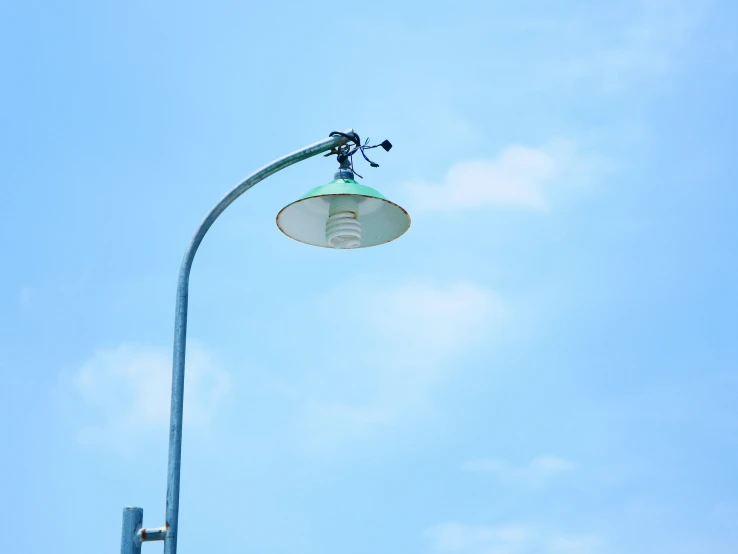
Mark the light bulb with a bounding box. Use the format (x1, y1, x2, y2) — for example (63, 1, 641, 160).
(326, 197, 361, 249)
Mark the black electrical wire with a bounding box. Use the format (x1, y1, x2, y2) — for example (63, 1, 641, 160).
(327, 131, 391, 172)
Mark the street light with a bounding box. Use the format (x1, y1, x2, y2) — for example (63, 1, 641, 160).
(120, 129, 410, 554)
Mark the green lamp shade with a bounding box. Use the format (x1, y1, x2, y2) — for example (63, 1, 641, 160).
(277, 179, 411, 249)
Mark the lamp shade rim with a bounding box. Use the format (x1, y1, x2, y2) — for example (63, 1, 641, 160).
(276, 193, 411, 249)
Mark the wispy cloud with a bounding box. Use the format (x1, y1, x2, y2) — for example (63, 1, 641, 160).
(424, 522, 602, 554)
(549, 535, 603, 554)
(406, 139, 584, 213)
(461, 456, 577, 490)
(19, 286, 32, 304)
(555, 0, 706, 92)
(71, 342, 230, 450)
(425, 522, 532, 554)
(299, 280, 503, 447)
(367, 281, 503, 364)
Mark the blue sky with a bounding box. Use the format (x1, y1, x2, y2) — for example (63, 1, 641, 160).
(1, 0, 737, 553)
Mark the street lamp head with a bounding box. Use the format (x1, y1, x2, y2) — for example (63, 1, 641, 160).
(276, 166, 411, 249)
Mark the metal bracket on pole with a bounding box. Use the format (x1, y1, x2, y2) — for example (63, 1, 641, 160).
(137, 526, 167, 544)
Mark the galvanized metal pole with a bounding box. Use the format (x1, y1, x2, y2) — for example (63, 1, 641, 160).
(151, 130, 352, 554)
(121, 507, 143, 554)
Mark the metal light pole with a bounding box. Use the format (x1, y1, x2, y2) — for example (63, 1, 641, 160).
(120, 129, 410, 554)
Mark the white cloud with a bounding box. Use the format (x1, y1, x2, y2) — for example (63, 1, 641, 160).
(424, 522, 602, 554)
(462, 456, 577, 489)
(406, 140, 581, 213)
(72, 342, 230, 449)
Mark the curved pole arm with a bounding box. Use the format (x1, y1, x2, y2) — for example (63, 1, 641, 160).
(160, 129, 354, 554)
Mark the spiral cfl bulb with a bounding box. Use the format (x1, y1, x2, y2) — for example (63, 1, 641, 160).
(326, 197, 361, 249)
